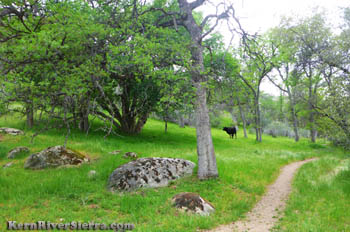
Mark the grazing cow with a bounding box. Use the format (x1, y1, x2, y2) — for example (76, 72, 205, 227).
(223, 127, 237, 139)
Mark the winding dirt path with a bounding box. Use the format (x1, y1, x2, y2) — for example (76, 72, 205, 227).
(206, 158, 318, 232)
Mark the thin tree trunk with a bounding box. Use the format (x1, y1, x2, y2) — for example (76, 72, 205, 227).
(239, 105, 248, 138)
(26, 103, 34, 129)
(236, 92, 247, 138)
(254, 95, 262, 142)
(164, 119, 168, 133)
(286, 87, 299, 142)
(308, 86, 317, 143)
(178, 113, 185, 128)
(291, 105, 300, 142)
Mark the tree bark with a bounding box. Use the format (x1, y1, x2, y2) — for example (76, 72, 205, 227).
(26, 103, 34, 129)
(194, 82, 218, 179)
(178, 0, 218, 179)
(308, 84, 317, 143)
(78, 97, 90, 133)
(287, 88, 300, 142)
(254, 94, 262, 142)
(235, 87, 248, 138)
(178, 112, 185, 128)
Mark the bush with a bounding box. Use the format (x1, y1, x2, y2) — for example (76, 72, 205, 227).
(263, 121, 311, 139)
(263, 121, 292, 138)
(329, 134, 350, 150)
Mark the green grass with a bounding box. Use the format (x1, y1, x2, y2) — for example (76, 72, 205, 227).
(273, 156, 350, 232)
(0, 113, 349, 231)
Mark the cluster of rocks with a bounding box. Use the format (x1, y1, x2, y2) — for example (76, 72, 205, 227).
(0, 127, 24, 135)
(1, 127, 214, 216)
(109, 150, 138, 159)
(107, 157, 214, 215)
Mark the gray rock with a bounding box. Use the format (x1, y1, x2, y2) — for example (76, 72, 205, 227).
(7, 146, 30, 159)
(0, 127, 24, 135)
(3, 162, 14, 168)
(24, 145, 89, 169)
(172, 192, 215, 216)
(123, 152, 137, 159)
(88, 170, 97, 179)
(107, 157, 195, 192)
(109, 150, 121, 155)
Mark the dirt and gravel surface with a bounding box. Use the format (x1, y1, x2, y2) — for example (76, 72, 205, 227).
(206, 158, 318, 232)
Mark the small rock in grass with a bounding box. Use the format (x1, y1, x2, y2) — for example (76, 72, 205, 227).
(7, 146, 30, 159)
(109, 150, 121, 155)
(3, 162, 14, 168)
(123, 152, 138, 159)
(88, 170, 97, 179)
(172, 192, 215, 216)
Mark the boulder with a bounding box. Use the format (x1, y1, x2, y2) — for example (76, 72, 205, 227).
(107, 157, 195, 192)
(7, 146, 30, 159)
(123, 152, 137, 159)
(24, 145, 89, 169)
(0, 127, 24, 135)
(172, 192, 215, 216)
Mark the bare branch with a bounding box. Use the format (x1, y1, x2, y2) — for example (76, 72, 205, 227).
(190, 0, 206, 10)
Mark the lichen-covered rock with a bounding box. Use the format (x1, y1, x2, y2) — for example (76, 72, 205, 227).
(7, 146, 29, 159)
(0, 127, 24, 135)
(172, 192, 215, 216)
(24, 145, 89, 169)
(107, 157, 195, 192)
(122, 152, 137, 159)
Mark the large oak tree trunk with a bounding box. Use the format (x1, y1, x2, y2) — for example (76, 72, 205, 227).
(194, 82, 218, 179)
(178, 0, 218, 179)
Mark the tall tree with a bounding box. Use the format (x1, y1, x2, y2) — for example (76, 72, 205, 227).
(235, 32, 277, 142)
(147, 0, 234, 179)
(268, 23, 303, 142)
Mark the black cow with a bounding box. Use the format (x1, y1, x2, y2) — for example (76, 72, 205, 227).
(223, 127, 237, 139)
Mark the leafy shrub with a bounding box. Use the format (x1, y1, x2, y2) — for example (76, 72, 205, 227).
(329, 134, 350, 150)
(263, 121, 293, 138)
(263, 121, 310, 138)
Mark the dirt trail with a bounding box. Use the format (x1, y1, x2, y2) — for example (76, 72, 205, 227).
(206, 158, 318, 232)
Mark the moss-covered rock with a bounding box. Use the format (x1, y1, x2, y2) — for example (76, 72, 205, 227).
(172, 192, 215, 216)
(24, 145, 89, 169)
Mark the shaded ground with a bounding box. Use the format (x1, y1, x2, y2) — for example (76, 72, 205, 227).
(206, 158, 318, 232)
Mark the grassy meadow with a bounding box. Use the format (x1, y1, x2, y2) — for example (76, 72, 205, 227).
(0, 114, 349, 231)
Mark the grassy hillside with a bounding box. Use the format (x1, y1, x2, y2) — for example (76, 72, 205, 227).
(0, 114, 349, 231)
